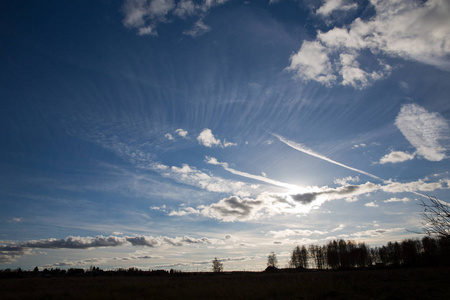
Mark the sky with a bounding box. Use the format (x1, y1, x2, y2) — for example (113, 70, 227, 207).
(1, 0, 450, 271)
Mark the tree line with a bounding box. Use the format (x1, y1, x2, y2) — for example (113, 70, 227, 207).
(285, 236, 450, 270)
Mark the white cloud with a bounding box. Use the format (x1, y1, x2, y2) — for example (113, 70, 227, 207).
(183, 19, 211, 37)
(122, 0, 228, 36)
(197, 128, 222, 147)
(122, 0, 175, 35)
(287, 41, 336, 86)
(384, 197, 410, 203)
(165, 133, 174, 140)
(379, 150, 415, 164)
(352, 143, 366, 149)
(175, 128, 188, 138)
(331, 224, 345, 232)
(289, 0, 450, 87)
(138, 25, 158, 36)
(267, 229, 327, 238)
(365, 201, 379, 207)
(0, 234, 222, 263)
(8, 217, 23, 223)
(316, 0, 358, 17)
(339, 52, 387, 89)
(334, 175, 359, 186)
(166, 175, 450, 222)
(157, 162, 257, 196)
(197, 129, 236, 148)
(223, 140, 237, 147)
(395, 103, 449, 161)
(173, 0, 197, 18)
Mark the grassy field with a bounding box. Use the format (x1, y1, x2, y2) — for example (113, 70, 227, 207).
(1, 268, 449, 299)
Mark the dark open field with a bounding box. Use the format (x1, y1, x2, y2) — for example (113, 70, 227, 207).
(1, 268, 449, 300)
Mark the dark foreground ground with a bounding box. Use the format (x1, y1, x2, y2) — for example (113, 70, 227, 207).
(1, 267, 449, 300)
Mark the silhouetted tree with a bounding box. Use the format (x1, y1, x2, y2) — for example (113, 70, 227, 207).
(419, 196, 450, 238)
(267, 252, 278, 268)
(290, 246, 302, 268)
(326, 240, 339, 269)
(402, 239, 421, 266)
(212, 257, 223, 272)
(290, 246, 308, 268)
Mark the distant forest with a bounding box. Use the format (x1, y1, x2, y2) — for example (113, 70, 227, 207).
(1, 235, 449, 279)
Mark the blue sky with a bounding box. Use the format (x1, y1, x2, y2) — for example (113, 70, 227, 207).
(1, 0, 450, 271)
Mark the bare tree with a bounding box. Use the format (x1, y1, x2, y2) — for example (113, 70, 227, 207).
(267, 252, 278, 268)
(212, 257, 223, 272)
(420, 196, 450, 238)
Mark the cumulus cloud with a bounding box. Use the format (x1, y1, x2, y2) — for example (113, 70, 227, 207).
(0, 234, 219, 262)
(395, 103, 449, 161)
(197, 128, 222, 147)
(167, 175, 450, 222)
(165, 133, 174, 140)
(379, 150, 415, 164)
(384, 197, 410, 203)
(316, 0, 358, 17)
(365, 201, 379, 208)
(122, 0, 227, 36)
(175, 128, 188, 138)
(20, 236, 127, 249)
(197, 129, 236, 148)
(287, 41, 336, 86)
(199, 196, 264, 222)
(288, 0, 450, 88)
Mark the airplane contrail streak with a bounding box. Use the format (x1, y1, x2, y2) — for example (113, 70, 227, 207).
(272, 133, 385, 182)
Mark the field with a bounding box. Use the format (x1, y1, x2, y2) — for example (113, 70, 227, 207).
(1, 268, 449, 299)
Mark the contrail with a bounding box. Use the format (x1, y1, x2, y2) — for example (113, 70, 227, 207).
(272, 133, 384, 182)
(205, 156, 302, 191)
